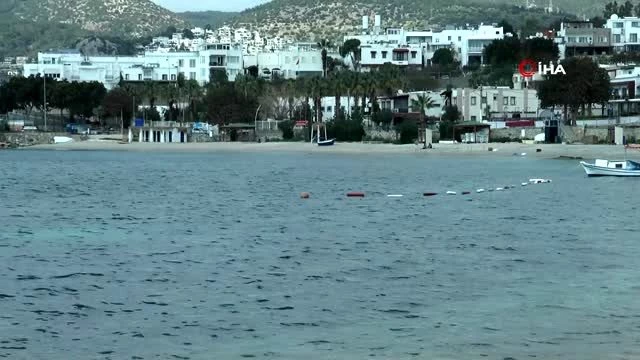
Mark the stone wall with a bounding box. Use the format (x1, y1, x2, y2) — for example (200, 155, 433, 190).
(256, 130, 283, 141)
(0, 132, 85, 147)
(490, 127, 543, 141)
(364, 128, 441, 143)
(189, 133, 217, 143)
(488, 126, 640, 144)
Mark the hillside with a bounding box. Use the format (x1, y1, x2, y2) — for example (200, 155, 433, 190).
(230, 0, 597, 41)
(9, 0, 188, 38)
(178, 11, 239, 29)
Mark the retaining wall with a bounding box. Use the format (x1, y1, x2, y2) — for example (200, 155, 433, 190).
(0, 132, 86, 147)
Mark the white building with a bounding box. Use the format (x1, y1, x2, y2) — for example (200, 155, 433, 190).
(606, 14, 640, 52)
(344, 16, 503, 70)
(23, 44, 245, 89)
(243, 44, 323, 79)
(452, 87, 540, 122)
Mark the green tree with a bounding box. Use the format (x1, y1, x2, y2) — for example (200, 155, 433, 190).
(411, 94, 438, 129)
(620, 0, 634, 16)
(339, 39, 361, 71)
(521, 37, 559, 64)
(317, 39, 332, 78)
(498, 19, 516, 37)
(484, 37, 521, 66)
(537, 57, 610, 125)
(432, 48, 455, 67)
(102, 87, 136, 128)
(397, 120, 418, 144)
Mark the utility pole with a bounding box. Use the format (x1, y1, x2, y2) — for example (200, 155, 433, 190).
(43, 74, 47, 132)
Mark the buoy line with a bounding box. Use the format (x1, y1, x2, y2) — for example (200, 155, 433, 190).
(300, 179, 552, 199)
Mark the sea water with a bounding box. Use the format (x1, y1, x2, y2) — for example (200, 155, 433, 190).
(1, 150, 639, 360)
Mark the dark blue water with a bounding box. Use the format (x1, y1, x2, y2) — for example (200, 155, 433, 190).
(1, 150, 640, 360)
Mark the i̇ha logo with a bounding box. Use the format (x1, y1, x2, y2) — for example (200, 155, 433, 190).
(518, 58, 566, 78)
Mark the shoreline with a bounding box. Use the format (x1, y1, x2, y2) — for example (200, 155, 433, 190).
(17, 140, 640, 159)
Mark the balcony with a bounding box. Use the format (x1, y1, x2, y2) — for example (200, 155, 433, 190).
(391, 60, 409, 66)
(209, 62, 226, 67)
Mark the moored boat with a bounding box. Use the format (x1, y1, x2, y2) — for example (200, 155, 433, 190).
(580, 159, 640, 177)
(317, 138, 335, 146)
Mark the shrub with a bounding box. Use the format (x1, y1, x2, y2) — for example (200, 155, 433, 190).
(397, 121, 418, 144)
(279, 120, 295, 140)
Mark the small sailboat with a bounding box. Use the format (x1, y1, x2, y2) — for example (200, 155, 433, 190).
(310, 122, 335, 147)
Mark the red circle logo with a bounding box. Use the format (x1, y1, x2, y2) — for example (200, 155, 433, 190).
(518, 59, 537, 77)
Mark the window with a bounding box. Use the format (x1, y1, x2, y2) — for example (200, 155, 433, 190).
(615, 34, 621, 43)
(171, 74, 176, 81)
(327, 106, 332, 112)
(190, 59, 196, 67)
(633, 21, 640, 27)
(371, 51, 377, 59)
(162, 74, 168, 80)
(510, 96, 516, 105)
(503, 97, 508, 105)
(178, 59, 184, 67)
(458, 36, 461, 41)
(411, 51, 417, 59)
(614, 22, 623, 28)
(125, 74, 130, 80)
(448, 36, 451, 41)
(567, 36, 576, 43)
(481, 96, 487, 104)
(471, 115, 477, 121)
(471, 96, 476, 105)
(190, 72, 196, 79)
(138, 74, 142, 80)
(201, 56, 205, 64)
(382, 51, 387, 59)
(631, 33, 638, 42)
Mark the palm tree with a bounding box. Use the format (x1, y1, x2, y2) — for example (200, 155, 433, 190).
(329, 74, 345, 120)
(317, 39, 332, 78)
(411, 93, 438, 129)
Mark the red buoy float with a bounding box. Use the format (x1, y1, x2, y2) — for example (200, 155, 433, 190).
(346, 192, 365, 197)
(423, 192, 438, 197)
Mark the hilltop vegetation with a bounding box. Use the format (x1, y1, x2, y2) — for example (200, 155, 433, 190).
(178, 11, 239, 29)
(231, 0, 579, 42)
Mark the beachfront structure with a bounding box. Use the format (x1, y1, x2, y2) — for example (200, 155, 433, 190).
(605, 14, 640, 53)
(556, 21, 612, 59)
(378, 91, 445, 122)
(132, 121, 190, 143)
(344, 16, 504, 69)
(452, 87, 540, 122)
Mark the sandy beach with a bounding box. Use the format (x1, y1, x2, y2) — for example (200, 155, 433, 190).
(22, 140, 640, 160)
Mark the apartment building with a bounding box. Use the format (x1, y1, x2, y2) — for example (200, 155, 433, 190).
(556, 21, 612, 58)
(452, 87, 540, 121)
(23, 44, 245, 89)
(343, 16, 503, 70)
(606, 14, 640, 52)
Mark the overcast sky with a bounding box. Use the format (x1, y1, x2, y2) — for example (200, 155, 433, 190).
(152, 0, 270, 12)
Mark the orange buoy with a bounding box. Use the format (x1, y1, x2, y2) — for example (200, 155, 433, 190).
(346, 192, 365, 197)
(300, 192, 310, 199)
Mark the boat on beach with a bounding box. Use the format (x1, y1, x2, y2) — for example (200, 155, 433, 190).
(580, 159, 640, 177)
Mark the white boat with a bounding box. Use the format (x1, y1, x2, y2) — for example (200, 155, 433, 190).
(53, 136, 73, 144)
(580, 159, 640, 177)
